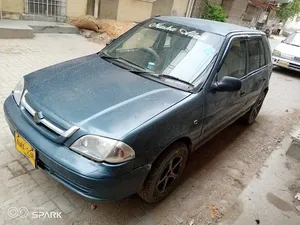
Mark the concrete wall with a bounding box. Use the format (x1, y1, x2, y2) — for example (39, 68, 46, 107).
(99, 0, 119, 19)
(172, 0, 188, 16)
(222, 0, 235, 17)
(117, 0, 153, 22)
(66, 0, 88, 17)
(151, 0, 173, 17)
(2, 0, 24, 13)
(226, 0, 250, 25)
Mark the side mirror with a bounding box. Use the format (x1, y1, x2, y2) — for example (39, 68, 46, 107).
(106, 38, 116, 46)
(211, 76, 242, 92)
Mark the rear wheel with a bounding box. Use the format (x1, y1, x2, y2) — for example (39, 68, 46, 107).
(243, 92, 266, 125)
(139, 142, 188, 203)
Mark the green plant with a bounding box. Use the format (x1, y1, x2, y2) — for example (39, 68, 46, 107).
(276, 0, 300, 21)
(202, 2, 226, 22)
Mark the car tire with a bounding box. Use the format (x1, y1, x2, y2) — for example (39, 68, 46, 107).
(243, 91, 266, 125)
(138, 142, 189, 203)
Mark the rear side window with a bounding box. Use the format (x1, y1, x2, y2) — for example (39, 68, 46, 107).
(248, 38, 267, 72)
(248, 39, 260, 72)
(262, 36, 271, 63)
(258, 40, 266, 66)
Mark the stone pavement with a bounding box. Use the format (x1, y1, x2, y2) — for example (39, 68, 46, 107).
(219, 132, 300, 225)
(0, 34, 104, 225)
(0, 20, 78, 39)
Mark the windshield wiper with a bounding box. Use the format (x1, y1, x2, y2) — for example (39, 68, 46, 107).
(286, 42, 300, 47)
(130, 71, 194, 88)
(99, 52, 120, 60)
(158, 74, 194, 87)
(99, 53, 147, 71)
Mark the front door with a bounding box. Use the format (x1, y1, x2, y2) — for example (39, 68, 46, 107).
(200, 37, 249, 141)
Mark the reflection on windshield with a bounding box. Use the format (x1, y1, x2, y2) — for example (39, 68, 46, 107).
(285, 33, 300, 46)
(103, 19, 224, 86)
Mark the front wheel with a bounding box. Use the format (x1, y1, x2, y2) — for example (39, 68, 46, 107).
(138, 142, 188, 203)
(243, 92, 266, 125)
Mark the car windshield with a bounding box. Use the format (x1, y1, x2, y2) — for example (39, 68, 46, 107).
(102, 19, 224, 88)
(284, 32, 300, 47)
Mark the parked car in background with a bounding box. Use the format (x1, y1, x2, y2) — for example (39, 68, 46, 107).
(4, 16, 272, 203)
(272, 31, 300, 71)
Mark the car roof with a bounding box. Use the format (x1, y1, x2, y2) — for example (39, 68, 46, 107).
(157, 16, 262, 36)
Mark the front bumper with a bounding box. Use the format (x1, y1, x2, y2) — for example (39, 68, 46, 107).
(4, 95, 151, 201)
(272, 56, 300, 72)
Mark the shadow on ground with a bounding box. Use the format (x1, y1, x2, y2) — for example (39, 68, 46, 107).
(74, 121, 250, 225)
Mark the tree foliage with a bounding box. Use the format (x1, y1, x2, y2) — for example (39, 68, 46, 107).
(276, 0, 300, 21)
(202, 2, 226, 22)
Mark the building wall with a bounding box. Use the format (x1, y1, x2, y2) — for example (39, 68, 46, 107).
(222, 0, 235, 17)
(66, 0, 88, 17)
(225, 0, 250, 25)
(2, 0, 24, 13)
(172, 0, 189, 16)
(151, 0, 173, 17)
(191, 0, 222, 18)
(99, 0, 119, 19)
(117, 0, 153, 22)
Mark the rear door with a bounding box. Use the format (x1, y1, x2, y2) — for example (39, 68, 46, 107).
(243, 36, 268, 109)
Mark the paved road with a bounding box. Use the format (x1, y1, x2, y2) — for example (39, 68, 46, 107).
(0, 35, 299, 225)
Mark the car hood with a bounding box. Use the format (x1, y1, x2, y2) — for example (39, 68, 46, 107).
(276, 43, 300, 57)
(24, 54, 190, 139)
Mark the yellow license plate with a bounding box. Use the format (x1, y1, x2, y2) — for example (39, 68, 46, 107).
(15, 132, 36, 168)
(278, 60, 289, 67)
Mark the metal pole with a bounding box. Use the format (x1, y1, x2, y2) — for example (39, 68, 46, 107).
(47, 0, 49, 16)
(94, 0, 99, 18)
(0, 0, 2, 19)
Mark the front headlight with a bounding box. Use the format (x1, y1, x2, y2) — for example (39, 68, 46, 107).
(13, 78, 24, 106)
(70, 135, 135, 163)
(272, 49, 281, 57)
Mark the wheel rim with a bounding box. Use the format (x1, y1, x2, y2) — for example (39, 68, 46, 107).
(251, 95, 264, 120)
(156, 156, 183, 193)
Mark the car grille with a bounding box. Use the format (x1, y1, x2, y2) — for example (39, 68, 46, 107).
(289, 63, 300, 71)
(281, 53, 294, 60)
(294, 56, 300, 62)
(20, 90, 79, 142)
(38, 158, 91, 194)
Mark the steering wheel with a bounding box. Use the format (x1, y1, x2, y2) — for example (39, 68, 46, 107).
(140, 47, 160, 64)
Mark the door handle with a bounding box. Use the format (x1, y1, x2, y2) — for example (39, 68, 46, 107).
(240, 91, 246, 96)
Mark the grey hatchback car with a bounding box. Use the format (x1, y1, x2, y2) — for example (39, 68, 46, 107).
(4, 16, 272, 203)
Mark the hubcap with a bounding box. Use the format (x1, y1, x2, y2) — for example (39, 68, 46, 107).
(156, 156, 183, 193)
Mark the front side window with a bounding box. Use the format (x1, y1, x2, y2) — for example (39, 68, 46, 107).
(218, 39, 247, 80)
(102, 19, 224, 88)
